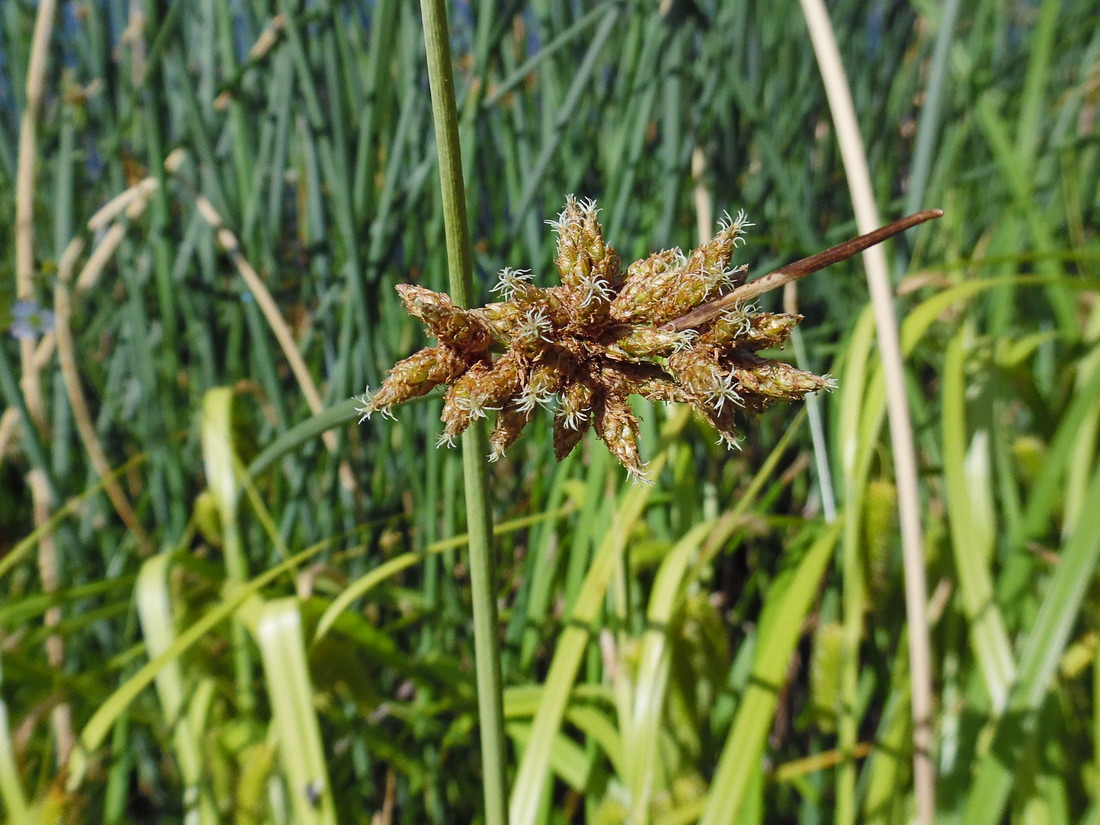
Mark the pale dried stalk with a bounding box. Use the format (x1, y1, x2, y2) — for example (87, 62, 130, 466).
(32, 335, 57, 371)
(55, 237, 154, 555)
(799, 0, 936, 821)
(86, 176, 161, 232)
(190, 198, 330, 425)
(15, 0, 58, 431)
(691, 145, 713, 246)
(74, 222, 129, 294)
(14, 0, 70, 767)
(181, 168, 358, 492)
(0, 408, 18, 460)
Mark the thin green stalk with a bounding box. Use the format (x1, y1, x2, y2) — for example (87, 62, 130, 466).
(419, 5, 509, 825)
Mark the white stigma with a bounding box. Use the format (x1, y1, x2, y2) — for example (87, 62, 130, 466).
(708, 371, 743, 412)
(515, 305, 553, 344)
(578, 275, 615, 308)
(491, 267, 534, 301)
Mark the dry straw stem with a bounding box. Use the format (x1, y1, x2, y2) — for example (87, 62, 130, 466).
(799, 0, 936, 821)
(14, 0, 72, 767)
(690, 145, 714, 245)
(49, 176, 165, 558)
(165, 151, 358, 491)
(189, 193, 327, 419)
(15, 0, 58, 431)
(76, 191, 149, 292)
(0, 409, 17, 458)
(55, 238, 154, 557)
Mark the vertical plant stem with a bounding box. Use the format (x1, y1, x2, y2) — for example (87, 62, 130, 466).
(55, 238, 153, 554)
(15, 0, 75, 766)
(15, 0, 54, 428)
(419, 5, 509, 825)
(798, 2, 935, 824)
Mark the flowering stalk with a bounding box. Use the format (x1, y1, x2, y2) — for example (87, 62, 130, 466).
(359, 202, 941, 482)
(419, 4, 508, 825)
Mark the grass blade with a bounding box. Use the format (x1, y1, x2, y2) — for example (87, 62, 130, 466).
(244, 598, 338, 825)
(964, 458, 1100, 824)
(698, 522, 841, 825)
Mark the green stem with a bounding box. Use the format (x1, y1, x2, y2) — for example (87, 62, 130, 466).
(419, 5, 509, 825)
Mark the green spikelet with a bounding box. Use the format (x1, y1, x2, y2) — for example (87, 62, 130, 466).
(862, 479, 897, 599)
(809, 621, 845, 734)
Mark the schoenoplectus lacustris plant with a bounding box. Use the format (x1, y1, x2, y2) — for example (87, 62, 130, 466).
(356, 198, 942, 480)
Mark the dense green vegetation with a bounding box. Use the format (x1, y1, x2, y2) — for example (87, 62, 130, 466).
(2, 0, 1099, 823)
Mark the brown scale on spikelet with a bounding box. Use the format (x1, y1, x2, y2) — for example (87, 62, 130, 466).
(593, 392, 646, 480)
(553, 412, 590, 462)
(396, 284, 494, 353)
(358, 345, 472, 420)
(489, 406, 533, 461)
(726, 349, 836, 401)
(355, 197, 834, 481)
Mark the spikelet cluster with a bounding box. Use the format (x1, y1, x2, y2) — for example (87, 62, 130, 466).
(356, 197, 834, 481)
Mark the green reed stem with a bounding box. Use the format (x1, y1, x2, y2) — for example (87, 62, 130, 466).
(419, 5, 509, 825)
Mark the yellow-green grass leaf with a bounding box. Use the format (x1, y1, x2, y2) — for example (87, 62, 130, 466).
(65, 540, 334, 790)
(245, 598, 337, 825)
(200, 388, 240, 533)
(809, 622, 844, 734)
(698, 522, 841, 825)
(509, 407, 691, 825)
(964, 459, 1100, 824)
(505, 721, 592, 796)
(943, 326, 1015, 710)
(624, 521, 714, 820)
(313, 501, 578, 642)
(0, 665, 31, 824)
(860, 685, 912, 825)
(136, 553, 218, 825)
(504, 686, 624, 781)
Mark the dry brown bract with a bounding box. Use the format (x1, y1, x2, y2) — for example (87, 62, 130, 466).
(356, 197, 834, 482)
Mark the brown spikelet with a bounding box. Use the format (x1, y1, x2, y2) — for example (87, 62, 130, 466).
(559, 377, 596, 432)
(611, 248, 686, 323)
(353, 196, 876, 478)
(490, 406, 534, 461)
(739, 313, 803, 351)
(604, 324, 692, 359)
(396, 284, 493, 352)
(360, 345, 471, 418)
(727, 349, 835, 400)
(553, 412, 590, 461)
(593, 393, 646, 481)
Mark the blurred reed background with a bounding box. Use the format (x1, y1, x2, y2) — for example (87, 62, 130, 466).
(0, 1, 1098, 823)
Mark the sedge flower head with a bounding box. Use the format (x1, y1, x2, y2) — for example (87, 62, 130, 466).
(356, 197, 833, 478)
